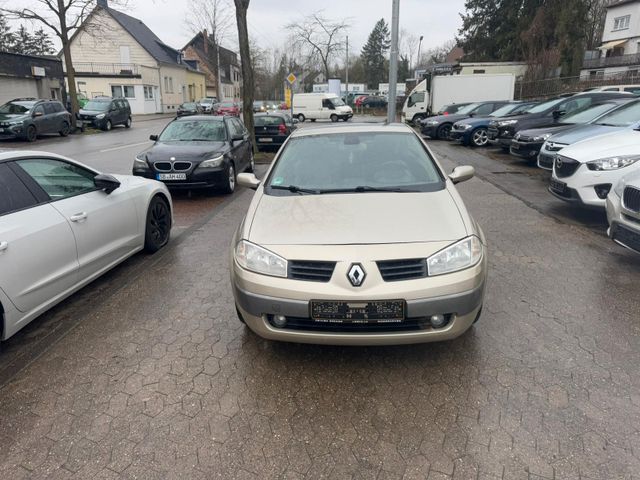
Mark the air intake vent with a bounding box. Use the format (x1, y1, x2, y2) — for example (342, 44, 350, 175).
(377, 258, 427, 282)
(288, 261, 336, 282)
(624, 186, 640, 213)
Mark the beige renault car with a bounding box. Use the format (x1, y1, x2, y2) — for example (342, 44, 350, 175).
(231, 124, 487, 345)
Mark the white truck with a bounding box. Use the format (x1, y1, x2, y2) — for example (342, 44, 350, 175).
(401, 74, 516, 124)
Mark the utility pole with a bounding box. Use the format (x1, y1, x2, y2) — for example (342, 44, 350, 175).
(345, 35, 349, 104)
(416, 35, 423, 78)
(387, 0, 400, 123)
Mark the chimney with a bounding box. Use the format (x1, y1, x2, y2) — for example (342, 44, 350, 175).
(97, 0, 108, 7)
(203, 30, 208, 55)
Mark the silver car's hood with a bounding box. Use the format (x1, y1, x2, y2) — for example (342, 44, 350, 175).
(248, 189, 467, 245)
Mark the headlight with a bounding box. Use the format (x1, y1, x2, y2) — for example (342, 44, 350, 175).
(532, 133, 552, 142)
(96, 113, 106, 119)
(8, 120, 23, 126)
(498, 120, 518, 127)
(198, 155, 224, 169)
(134, 155, 148, 168)
(587, 155, 640, 171)
(235, 240, 288, 277)
(426, 120, 440, 125)
(427, 236, 483, 276)
(544, 141, 565, 152)
(458, 124, 472, 130)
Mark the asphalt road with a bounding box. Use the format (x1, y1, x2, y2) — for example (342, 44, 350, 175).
(1, 119, 640, 479)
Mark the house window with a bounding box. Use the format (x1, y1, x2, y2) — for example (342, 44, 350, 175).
(169, 78, 174, 93)
(111, 85, 123, 97)
(111, 85, 135, 98)
(144, 86, 154, 100)
(473, 69, 486, 74)
(164, 77, 173, 93)
(614, 15, 630, 31)
(123, 86, 135, 98)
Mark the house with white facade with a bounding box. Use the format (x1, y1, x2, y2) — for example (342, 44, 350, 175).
(63, 0, 205, 114)
(581, 0, 640, 78)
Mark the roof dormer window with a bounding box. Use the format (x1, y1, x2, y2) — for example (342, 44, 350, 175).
(614, 15, 630, 31)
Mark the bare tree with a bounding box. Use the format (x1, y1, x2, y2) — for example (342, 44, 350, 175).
(0, 0, 128, 117)
(185, 0, 234, 99)
(399, 29, 420, 71)
(233, 0, 255, 150)
(287, 12, 349, 80)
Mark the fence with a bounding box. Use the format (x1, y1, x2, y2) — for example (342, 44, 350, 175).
(514, 71, 640, 100)
(71, 63, 141, 76)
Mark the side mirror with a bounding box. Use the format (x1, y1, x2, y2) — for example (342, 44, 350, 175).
(149, 134, 158, 141)
(94, 173, 121, 194)
(469, 112, 476, 117)
(292, 118, 299, 124)
(448, 165, 475, 185)
(33, 111, 43, 117)
(231, 133, 244, 142)
(237, 172, 260, 190)
(552, 110, 564, 119)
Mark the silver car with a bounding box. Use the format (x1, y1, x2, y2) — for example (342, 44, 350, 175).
(607, 169, 640, 254)
(230, 124, 487, 345)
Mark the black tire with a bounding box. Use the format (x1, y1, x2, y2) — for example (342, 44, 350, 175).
(342, 117, 349, 122)
(412, 114, 426, 125)
(25, 125, 37, 142)
(470, 128, 489, 147)
(246, 151, 255, 173)
(144, 196, 171, 253)
(330, 114, 338, 123)
(436, 123, 452, 140)
(59, 121, 70, 137)
(297, 114, 305, 122)
(222, 162, 236, 194)
(125, 117, 132, 128)
(103, 120, 112, 131)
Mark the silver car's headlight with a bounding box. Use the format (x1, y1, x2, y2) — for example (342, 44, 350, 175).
(427, 236, 483, 276)
(235, 240, 288, 277)
(198, 155, 224, 169)
(587, 155, 640, 171)
(96, 113, 106, 119)
(498, 119, 517, 127)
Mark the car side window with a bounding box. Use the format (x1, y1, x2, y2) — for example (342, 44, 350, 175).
(43, 103, 56, 115)
(33, 105, 45, 116)
(15, 158, 97, 200)
(564, 97, 591, 114)
(322, 99, 333, 109)
(475, 104, 494, 115)
(226, 119, 240, 139)
(232, 118, 246, 135)
(0, 164, 40, 216)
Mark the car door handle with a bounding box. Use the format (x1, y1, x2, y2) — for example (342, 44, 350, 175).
(70, 212, 88, 222)
(0, 241, 7, 252)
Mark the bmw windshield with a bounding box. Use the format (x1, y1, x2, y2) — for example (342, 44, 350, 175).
(266, 132, 444, 195)
(159, 120, 227, 142)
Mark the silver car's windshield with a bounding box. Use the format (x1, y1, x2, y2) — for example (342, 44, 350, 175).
(561, 102, 618, 124)
(266, 132, 444, 195)
(593, 100, 640, 127)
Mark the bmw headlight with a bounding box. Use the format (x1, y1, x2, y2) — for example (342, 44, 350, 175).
(96, 113, 106, 119)
(532, 133, 552, 142)
(198, 154, 224, 169)
(235, 240, 288, 277)
(459, 124, 472, 130)
(498, 119, 518, 127)
(426, 120, 440, 126)
(427, 236, 483, 276)
(134, 154, 148, 169)
(587, 155, 640, 171)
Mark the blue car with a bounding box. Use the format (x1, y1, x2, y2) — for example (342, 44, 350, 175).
(450, 102, 538, 147)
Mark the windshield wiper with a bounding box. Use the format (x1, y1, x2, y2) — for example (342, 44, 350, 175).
(318, 186, 420, 193)
(270, 184, 320, 194)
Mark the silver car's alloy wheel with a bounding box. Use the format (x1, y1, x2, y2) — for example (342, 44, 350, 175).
(472, 128, 489, 147)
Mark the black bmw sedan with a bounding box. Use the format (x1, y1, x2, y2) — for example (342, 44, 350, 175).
(133, 116, 254, 193)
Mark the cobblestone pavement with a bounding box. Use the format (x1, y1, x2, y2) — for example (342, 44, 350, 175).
(1, 147, 640, 480)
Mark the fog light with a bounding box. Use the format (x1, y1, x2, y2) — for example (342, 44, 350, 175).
(272, 314, 287, 328)
(430, 314, 447, 328)
(594, 183, 612, 199)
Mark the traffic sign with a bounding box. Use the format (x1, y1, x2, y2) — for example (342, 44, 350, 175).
(286, 72, 297, 85)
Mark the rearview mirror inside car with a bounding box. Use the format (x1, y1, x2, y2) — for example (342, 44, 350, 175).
(149, 134, 158, 141)
(237, 172, 261, 190)
(449, 165, 475, 185)
(94, 174, 121, 194)
(552, 110, 565, 119)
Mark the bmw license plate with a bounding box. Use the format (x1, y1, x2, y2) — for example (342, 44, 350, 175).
(310, 300, 405, 322)
(258, 137, 273, 142)
(550, 178, 566, 193)
(157, 173, 187, 180)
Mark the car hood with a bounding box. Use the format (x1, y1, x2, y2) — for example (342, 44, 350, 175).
(547, 124, 620, 145)
(517, 124, 575, 138)
(79, 109, 108, 116)
(248, 189, 467, 245)
(141, 141, 227, 162)
(557, 129, 640, 162)
(458, 116, 492, 127)
(0, 113, 28, 122)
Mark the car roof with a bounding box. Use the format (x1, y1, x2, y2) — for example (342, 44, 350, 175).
(174, 115, 227, 121)
(0, 150, 83, 165)
(290, 123, 414, 138)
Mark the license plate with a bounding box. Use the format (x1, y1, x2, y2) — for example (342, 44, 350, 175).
(258, 137, 273, 142)
(157, 173, 187, 180)
(550, 178, 566, 193)
(310, 300, 405, 322)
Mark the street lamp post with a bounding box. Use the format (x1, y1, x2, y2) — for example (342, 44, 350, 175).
(387, 0, 400, 123)
(415, 35, 424, 78)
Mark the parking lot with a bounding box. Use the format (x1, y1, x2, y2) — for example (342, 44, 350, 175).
(1, 118, 640, 479)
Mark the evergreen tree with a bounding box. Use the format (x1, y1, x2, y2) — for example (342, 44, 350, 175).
(0, 13, 15, 52)
(361, 18, 390, 90)
(30, 28, 55, 55)
(14, 25, 36, 55)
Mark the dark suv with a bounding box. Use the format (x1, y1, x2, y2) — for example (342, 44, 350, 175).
(79, 97, 132, 131)
(0, 98, 72, 142)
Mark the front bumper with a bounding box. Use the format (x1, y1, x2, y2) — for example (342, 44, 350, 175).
(607, 191, 640, 254)
(421, 124, 439, 138)
(488, 126, 513, 147)
(537, 151, 556, 170)
(449, 129, 471, 143)
(80, 117, 107, 129)
(231, 251, 487, 346)
(0, 124, 25, 140)
(133, 166, 228, 189)
(510, 140, 542, 159)
(549, 165, 623, 208)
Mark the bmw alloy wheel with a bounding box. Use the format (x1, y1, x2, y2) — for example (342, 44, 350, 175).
(471, 128, 489, 147)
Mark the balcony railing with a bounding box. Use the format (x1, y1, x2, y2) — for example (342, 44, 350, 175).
(583, 53, 640, 69)
(70, 62, 141, 76)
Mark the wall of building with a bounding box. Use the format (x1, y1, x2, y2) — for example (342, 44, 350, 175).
(73, 76, 161, 114)
(159, 65, 189, 112)
(185, 70, 206, 102)
(457, 63, 528, 77)
(182, 44, 217, 97)
(603, 3, 640, 43)
(0, 77, 64, 105)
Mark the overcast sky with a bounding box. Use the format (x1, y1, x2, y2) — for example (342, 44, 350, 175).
(124, 0, 465, 54)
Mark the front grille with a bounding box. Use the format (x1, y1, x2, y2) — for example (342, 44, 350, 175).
(538, 153, 554, 169)
(270, 316, 432, 333)
(554, 156, 580, 178)
(173, 161, 192, 171)
(623, 186, 640, 213)
(288, 260, 336, 282)
(377, 258, 427, 282)
(613, 225, 640, 253)
(153, 162, 172, 172)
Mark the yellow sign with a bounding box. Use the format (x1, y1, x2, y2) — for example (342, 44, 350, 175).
(286, 72, 297, 85)
(284, 87, 292, 108)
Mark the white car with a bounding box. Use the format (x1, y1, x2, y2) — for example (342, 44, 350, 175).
(607, 169, 640, 254)
(548, 129, 640, 208)
(0, 151, 172, 340)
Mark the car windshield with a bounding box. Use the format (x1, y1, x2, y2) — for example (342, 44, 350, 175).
(526, 98, 565, 114)
(593, 101, 640, 127)
(561, 103, 618, 124)
(490, 104, 524, 117)
(84, 100, 110, 111)
(254, 116, 284, 126)
(0, 101, 35, 114)
(181, 103, 197, 109)
(266, 131, 444, 194)
(159, 120, 227, 142)
(219, 102, 236, 108)
(330, 97, 346, 107)
(456, 103, 481, 114)
(199, 98, 212, 104)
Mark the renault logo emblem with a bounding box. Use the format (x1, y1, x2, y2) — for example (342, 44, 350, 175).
(347, 263, 366, 287)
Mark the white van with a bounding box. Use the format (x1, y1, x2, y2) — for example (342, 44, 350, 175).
(292, 93, 353, 122)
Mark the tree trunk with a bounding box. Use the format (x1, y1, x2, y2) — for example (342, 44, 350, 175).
(57, 0, 78, 119)
(233, 0, 255, 152)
